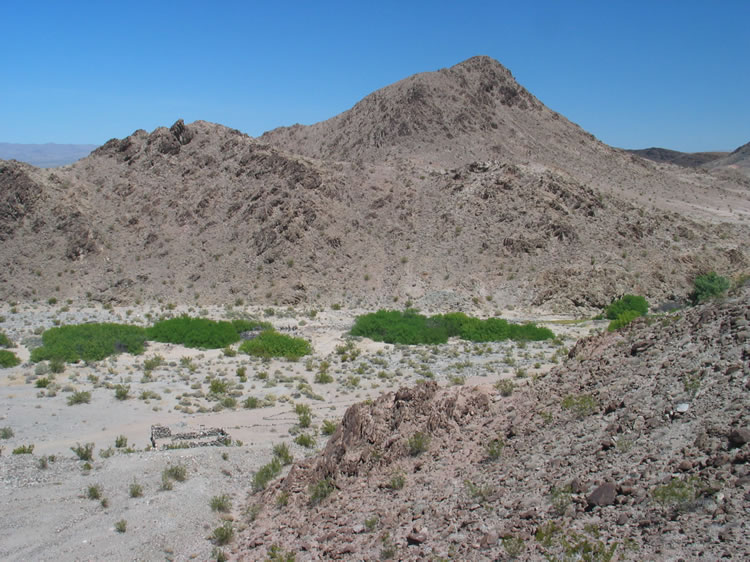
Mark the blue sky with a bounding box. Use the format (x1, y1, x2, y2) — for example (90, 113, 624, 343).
(1, 1, 747, 152)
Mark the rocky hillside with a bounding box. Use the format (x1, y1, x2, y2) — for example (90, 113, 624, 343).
(232, 285, 750, 560)
(626, 147, 727, 168)
(0, 57, 748, 310)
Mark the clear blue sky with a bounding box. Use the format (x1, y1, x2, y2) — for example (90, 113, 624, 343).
(1, 0, 747, 152)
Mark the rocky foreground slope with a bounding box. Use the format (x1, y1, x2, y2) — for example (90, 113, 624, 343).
(232, 285, 750, 560)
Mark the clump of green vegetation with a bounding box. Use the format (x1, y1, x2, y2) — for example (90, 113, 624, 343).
(71, 442, 95, 461)
(12, 444, 35, 455)
(147, 316, 244, 348)
(604, 294, 649, 331)
(0, 426, 14, 439)
(495, 379, 515, 397)
(114, 384, 130, 400)
(549, 485, 573, 516)
(211, 522, 234, 545)
(652, 477, 701, 509)
(252, 458, 282, 492)
(129, 480, 143, 498)
(465, 479, 495, 502)
(266, 544, 296, 561)
(308, 478, 334, 506)
(35, 377, 52, 388)
(690, 272, 730, 304)
(239, 330, 312, 360)
(210, 494, 232, 513)
(209, 378, 228, 395)
(115, 435, 128, 448)
(0, 331, 13, 348)
(387, 472, 406, 490)
(350, 310, 553, 345)
(160, 464, 187, 490)
(561, 394, 598, 419)
(0, 350, 21, 368)
(86, 483, 103, 500)
(487, 437, 505, 460)
(30, 323, 147, 363)
(295, 403, 312, 428)
(321, 419, 338, 436)
(114, 519, 127, 533)
(407, 432, 430, 456)
(272, 442, 294, 465)
(294, 433, 316, 448)
(67, 390, 91, 405)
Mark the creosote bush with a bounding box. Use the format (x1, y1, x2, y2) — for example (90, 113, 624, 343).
(690, 272, 730, 304)
(147, 316, 254, 349)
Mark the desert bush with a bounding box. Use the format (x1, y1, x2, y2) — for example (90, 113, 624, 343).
(561, 394, 597, 418)
(114, 384, 130, 400)
(465, 479, 495, 502)
(49, 357, 65, 373)
(607, 309, 642, 332)
(243, 396, 264, 409)
(314, 370, 334, 383)
(210, 494, 232, 513)
(71, 442, 95, 460)
(308, 478, 334, 506)
(87, 484, 103, 500)
(0, 350, 21, 368)
(163, 464, 187, 482)
(0, 426, 14, 439)
(30, 323, 146, 363)
(321, 419, 338, 436)
(295, 404, 312, 428)
(272, 442, 294, 465)
(0, 331, 13, 348)
(652, 477, 701, 509)
(12, 444, 34, 454)
(115, 435, 128, 448)
(212, 522, 234, 545)
(550, 485, 573, 516)
(147, 316, 246, 349)
(350, 309, 553, 345)
(35, 377, 52, 388)
(407, 432, 430, 456)
(294, 433, 316, 448)
(387, 472, 406, 490)
(252, 458, 282, 492)
(209, 378, 228, 395)
(604, 294, 649, 320)
(67, 390, 91, 405)
(129, 480, 143, 498)
(690, 272, 730, 304)
(143, 355, 164, 371)
(114, 519, 127, 533)
(495, 379, 515, 396)
(239, 330, 312, 360)
(487, 437, 505, 460)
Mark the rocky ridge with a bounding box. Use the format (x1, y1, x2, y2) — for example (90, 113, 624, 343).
(233, 285, 750, 560)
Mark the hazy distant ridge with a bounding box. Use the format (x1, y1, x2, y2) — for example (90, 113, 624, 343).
(0, 142, 99, 168)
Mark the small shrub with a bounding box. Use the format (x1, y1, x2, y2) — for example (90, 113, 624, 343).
(115, 435, 128, 448)
(314, 371, 334, 383)
(652, 477, 700, 509)
(0, 350, 21, 368)
(163, 464, 187, 482)
(272, 442, 294, 465)
(49, 357, 65, 373)
(243, 396, 263, 409)
(276, 491, 290, 507)
(321, 419, 338, 436)
(210, 494, 232, 513)
(211, 522, 234, 546)
(294, 433, 316, 448)
(295, 404, 312, 428)
(1, 426, 15, 439)
(114, 384, 130, 400)
(561, 394, 597, 419)
(465, 479, 494, 502)
(35, 377, 52, 388)
(87, 484, 103, 500)
(12, 444, 34, 455)
(266, 544, 296, 561)
(252, 458, 282, 492)
(550, 485, 573, 516)
(209, 378, 228, 395)
(364, 515, 379, 532)
(309, 478, 334, 506)
(388, 472, 406, 490)
(222, 346, 237, 357)
(71, 442, 95, 461)
(495, 379, 515, 397)
(129, 480, 143, 498)
(487, 437, 505, 460)
(690, 272, 730, 304)
(0, 331, 13, 348)
(607, 309, 641, 331)
(503, 536, 526, 558)
(67, 390, 91, 405)
(407, 432, 430, 456)
(114, 519, 127, 533)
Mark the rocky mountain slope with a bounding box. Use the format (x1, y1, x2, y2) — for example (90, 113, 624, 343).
(0, 57, 748, 311)
(232, 285, 750, 560)
(625, 147, 727, 168)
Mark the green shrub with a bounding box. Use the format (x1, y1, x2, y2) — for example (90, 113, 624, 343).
(295, 404, 312, 428)
(294, 433, 316, 448)
(67, 390, 91, 405)
(0, 331, 13, 348)
(147, 316, 243, 349)
(0, 426, 14, 439)
(309, 478, 334, 506)
(114, 384, 130, 400)
(12, 444, 34, 454)
(350, 309, 553, 345)
(87, 484, 103, 500)
(690, 272, 730, 304)
(211, 522, 234, 545)
(407, 432, 430, 456)
(114, 519, 127, 533)
(487, 437, 505, 460)
(210, 494, 232, 513)
(252, 458, 282, 492)
(35, 377, 52, 388)
(607, 309, 641, 332)
(71, 442, 95, 460)
(115, 435, 128, 448)
(49, 357, 65, 373)
(31, 323, 146, 363)
(652, 477, 701, 508)
(0, 350, 21, 368)
(163, 464, 187, 482)
(321, 419, 338, 436)
(239, 330, 312, 360)
(604, 295, 649, 320)
(388, 472, 406, 490)
(495, 379, 515, 396)
(209, 378, 228, 395)
(272, 442, 294, 465)
(314, 371, 334, 383)
(129, 480, 143, 498)
(561, 394, 597, 418)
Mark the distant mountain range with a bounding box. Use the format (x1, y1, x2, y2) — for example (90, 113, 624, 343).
(0, 142, 98, 168)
